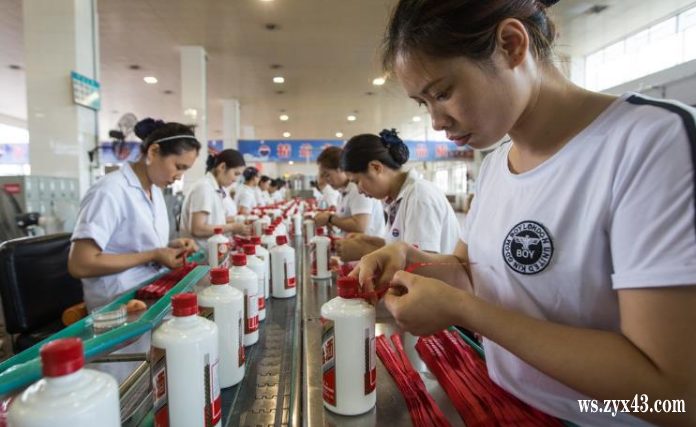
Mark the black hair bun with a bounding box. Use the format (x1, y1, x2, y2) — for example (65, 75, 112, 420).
(205, 153, 217, 171)
(379, 128, 409, 166)
(243, 166, 259, 181)
(539, 0, 560, 7)
(134, 118, 166, 140)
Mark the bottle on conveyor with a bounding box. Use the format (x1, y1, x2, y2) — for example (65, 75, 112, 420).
(151, 293, 222, 427)
(208, 227, 229, 268)
(7, 338, 120, 427)
(270, 235, 296, 299)
(251, 236, 271, 302)
(303, 213, 315, 245)
(321, 276, 376, 416)
(229, 253, 259, 346)
(243, 244, 267, 321)
(198, 268, 245, 388)
(311, 227, 332, 280)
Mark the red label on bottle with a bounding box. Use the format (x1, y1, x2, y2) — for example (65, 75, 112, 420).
(284, 259, 296, 289)
(204, 355, 221, 427)
(245, 292, 259, 333)
(259, 296, 265, 311)
(310, 243, 317, 275)
(217, 242, 229, 268)
(364, 327, 376, 395)
(322, 318, 336, 406)
(152, 346, 169, 427)
(238, 314, 246, 366)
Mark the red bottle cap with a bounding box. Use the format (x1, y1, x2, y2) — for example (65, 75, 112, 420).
(316, 227, 325, 236)
(232, 253, 247, 266)
(264, 228, 274, 235)
(172, 293, 198, 317)
(337, 276, 359, 299)
(276, 235, 287, 245)
(210, 267, 229, 285)
(243, 244, 256, 255)
(251, 236, 262, 245)
(214, 227, 223, 234)
(40, 338, 84, 377)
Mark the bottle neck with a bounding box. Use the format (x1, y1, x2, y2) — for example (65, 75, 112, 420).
(45, 369, 84, 387)
(172, 313, 198, 324)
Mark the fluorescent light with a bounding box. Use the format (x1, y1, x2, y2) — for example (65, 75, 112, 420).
(273, 77, 285, 84)
(280, 114, 289, 121)
(372, 77, 386, 86)
(289, 161, 294, 165)
(259, 0, 274, 2)
(347, 115, 356, 122)
(335, 132, 343, 138)
(283, 132, 291, 137)
(412, 116, 422, 122)
(143, 76, 158, 84)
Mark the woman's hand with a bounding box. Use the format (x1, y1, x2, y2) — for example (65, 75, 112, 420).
(314, 212, 330, 227)
(384, 271, 466, 336)
(153, 247, 186, 269)
(169, 238, 197, 252)
(229, 222, 252, 236)
(350, 242, 409, 293)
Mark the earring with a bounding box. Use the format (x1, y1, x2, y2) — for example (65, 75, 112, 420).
(145, 156, 151, 166)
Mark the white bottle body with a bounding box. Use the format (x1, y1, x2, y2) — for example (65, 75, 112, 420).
(320, 297, 376, 416)
(207, 233, 229, 268)
(197, 285, 246, 388)
(310, 235, 332, 279)
(7, 369, 120, 427)
(245, 254, 267, 321)
(151, 315, 221, 427)
(303, 219, 315, 245)
(261, 234, 277, 252)
(254, 244, 271, 301)
(270, 243, 297, 299)
(229, 266, 259, 346)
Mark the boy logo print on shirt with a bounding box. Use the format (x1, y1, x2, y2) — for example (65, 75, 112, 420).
(502, 221, 554, 275)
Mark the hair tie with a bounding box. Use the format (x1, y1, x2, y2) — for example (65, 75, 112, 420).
(379, 128, 403, 147)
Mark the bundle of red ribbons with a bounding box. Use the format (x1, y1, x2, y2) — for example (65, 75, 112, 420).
(376, 334, 453, 427)
(135, 262, 197, 300)
(416, 330, 564, 427)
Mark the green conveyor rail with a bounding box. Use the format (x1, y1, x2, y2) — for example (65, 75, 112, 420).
(0, 253, 209, 396)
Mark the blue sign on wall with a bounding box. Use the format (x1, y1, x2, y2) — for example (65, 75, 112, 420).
(95, 139, 473, 165)
(0, 144, 29, 165)
(237, 139, 471, 163)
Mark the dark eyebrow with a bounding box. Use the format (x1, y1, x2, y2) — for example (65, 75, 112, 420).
(414, 77, 445, 97)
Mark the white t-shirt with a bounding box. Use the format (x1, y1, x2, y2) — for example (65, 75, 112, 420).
(385, 169, 459, 253)
(462, 93, 696, 427)
(338, 182, 386, 238)
(179, 172, 227, 253)
(72, 163, 168, 310)
(234, 183, 257, 212)
(223, 189, 238, 218)
(261, 190, 273, 205)
(272, 190, 283, 203)
(255, 186, 267, 207)
(320, 185, 341, 208)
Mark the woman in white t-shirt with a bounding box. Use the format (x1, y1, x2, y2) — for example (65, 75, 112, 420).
(314, 146, 386, 261)
(69, 118, 199, 310)
(355, 1, 696, 426)
(340, 129, 459, 254)
(179, 149, 251, 253)
(234, 167, 260, 214)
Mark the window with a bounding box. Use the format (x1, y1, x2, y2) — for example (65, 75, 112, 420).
(435, 170, 449, 194)
(584, 6, 696, 91)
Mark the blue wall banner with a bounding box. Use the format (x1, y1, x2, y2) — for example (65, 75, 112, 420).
(95, 139, 473, 165)
(0, 144, 29, 165)
(237, 139, 472, 163)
